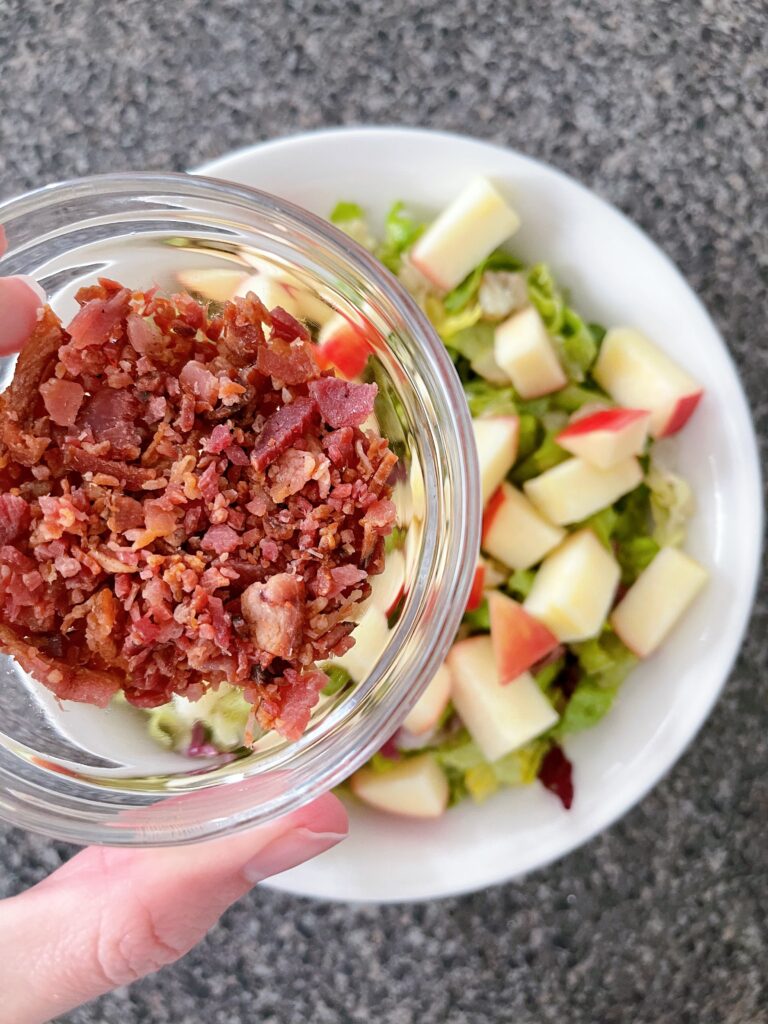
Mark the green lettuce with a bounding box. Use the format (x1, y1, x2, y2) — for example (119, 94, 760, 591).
(506, 568, 537, 600)
(321, 664, 353, 697)
(329, 201, 376, 250)
(646, 463, 695, 546)
(512, 428, 569, 483)
(443, 249, 525, 314)
(571, 631, 637, 690)
(435, 732, 548, 803)
(376, 201, 425, 273)
(558, 679, 615, 733)
(463, 599, 491, 633)
(527, 263, 600, 381)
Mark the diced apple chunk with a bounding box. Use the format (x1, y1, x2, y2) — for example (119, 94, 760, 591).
(351, 753, 449, 818)
(494, 306, 568, 399)
(316, 313, 373, 379)
(611, 547, 708, 657)
(523, 530, 620, 642)
(410, 177, 521, 292)
(557, 408, 651, 469)
(482, 482, 565, 570)
(489, 591, 559, 684)
(369, 547, 406, 617)
(403, 663, 453, 735)
(332, 606, 389, 682)
(176, 268, 248, 302)
(523, 456, 643, 526)
(593, 327, 703, 438)
(448, 635, 558, 762)
(473, 416, 520, 505)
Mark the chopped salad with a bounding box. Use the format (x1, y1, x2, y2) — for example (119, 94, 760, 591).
(146, 177, 708, 818)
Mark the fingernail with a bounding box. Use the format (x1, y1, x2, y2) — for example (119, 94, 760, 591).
(242, 826, 347, 884)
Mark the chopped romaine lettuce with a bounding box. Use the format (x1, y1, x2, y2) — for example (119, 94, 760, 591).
(527, 263, 599, 381)
(558, 679, 615, 733)
(551, 382, 610, 412)
(646, 463, 695, 546)
(534, 657, 566, 694)
(376, 201, 425, 273)
(571, 631, 637, 689)
(385, 525, 407, 554)
(505, 568, 537, 600)
(578, 506, 619, 550)
(329, 201, 376, 250)
(330, 200, 365, 223)
(321, 664, 353, 696)
(462, 599, 491, 633)
(512, 428, 569, 483)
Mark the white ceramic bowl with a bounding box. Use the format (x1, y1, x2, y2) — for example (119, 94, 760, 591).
(196, 127, 762, 903)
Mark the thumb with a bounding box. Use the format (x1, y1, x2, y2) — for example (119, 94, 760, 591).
(0, 792, 347, 1024)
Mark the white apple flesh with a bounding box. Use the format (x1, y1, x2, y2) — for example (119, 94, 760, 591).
(482, 482, 565, 570)
(556, 408, 651, 469)
(332, 605, 389, 682)
(448, 635, 559, 762)
(351, 753, 449, 818)
(472, 416, 520, 505)
(410, 177, 521, 292)
(611, 547, 708, 657)
(494, 306, 568, 399)
(523, 529, 620, 642)
(369, 547, 406, 617)
(402, 663, 453, 735)
(593, 327, 703, 438)
(523, 456, 643, 525)
(176, 268, 249, 302)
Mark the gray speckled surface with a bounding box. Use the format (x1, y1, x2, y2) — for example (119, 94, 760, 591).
(1, 1, 767, 1021)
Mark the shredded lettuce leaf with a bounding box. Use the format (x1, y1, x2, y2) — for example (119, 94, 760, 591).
(571, 631, 637, 690)
(527, 264, 599, 381)
(646, 463, 695, 546)
(558, 679, 615, 733)
(506, 568, 537, 600)
(376, 201, 425, 273)
(384, 525, 407, 554)
(463, 599, 491, 633)
(534, 657, 566, 694)
(329, 201, 376, 250)
(321, 664, 353, 697)
(512, 428, 569, 483)
(434, 732, 548, 803)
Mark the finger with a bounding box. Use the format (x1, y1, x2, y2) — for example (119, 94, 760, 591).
(0, 792, 347, 1024)
(0, 275, 47, 356)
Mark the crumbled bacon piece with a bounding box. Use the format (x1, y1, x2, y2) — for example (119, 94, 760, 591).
(0, 281, 397, 740)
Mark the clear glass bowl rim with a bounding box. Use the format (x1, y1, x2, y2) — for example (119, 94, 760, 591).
(0, 172, 480, 845)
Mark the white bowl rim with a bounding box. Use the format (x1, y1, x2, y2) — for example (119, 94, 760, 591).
(194, 126, 763, 903)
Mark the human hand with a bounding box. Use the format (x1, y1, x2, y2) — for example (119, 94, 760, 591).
(0, 225, 48, 355)
(0, 793, 347, 1024)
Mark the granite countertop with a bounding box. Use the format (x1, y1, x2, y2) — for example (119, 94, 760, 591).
(1, 1, 767, 1021)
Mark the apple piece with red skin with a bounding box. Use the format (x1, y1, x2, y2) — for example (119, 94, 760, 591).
(494, 306, 568, 399)
(350, 753, 449, 818)
(465, 558, 486, 612)
(315, 312, 375, 379)
(482, 482, 565, 570)
(402, 663, 453, 735)
(523, 529, 620, 642)
(488, 591, 559, 684)
(410, 177, 520, 292)
(448, 635, 559, 762)
(593, 327, 703, 438)
(523, 456, 643, 526)
(611, 547, 708, 657)
(556, 408, 651, 469)
(472, 416, 519, 505)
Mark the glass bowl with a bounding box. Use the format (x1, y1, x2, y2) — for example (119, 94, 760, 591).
(0, 172, 479, 846)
